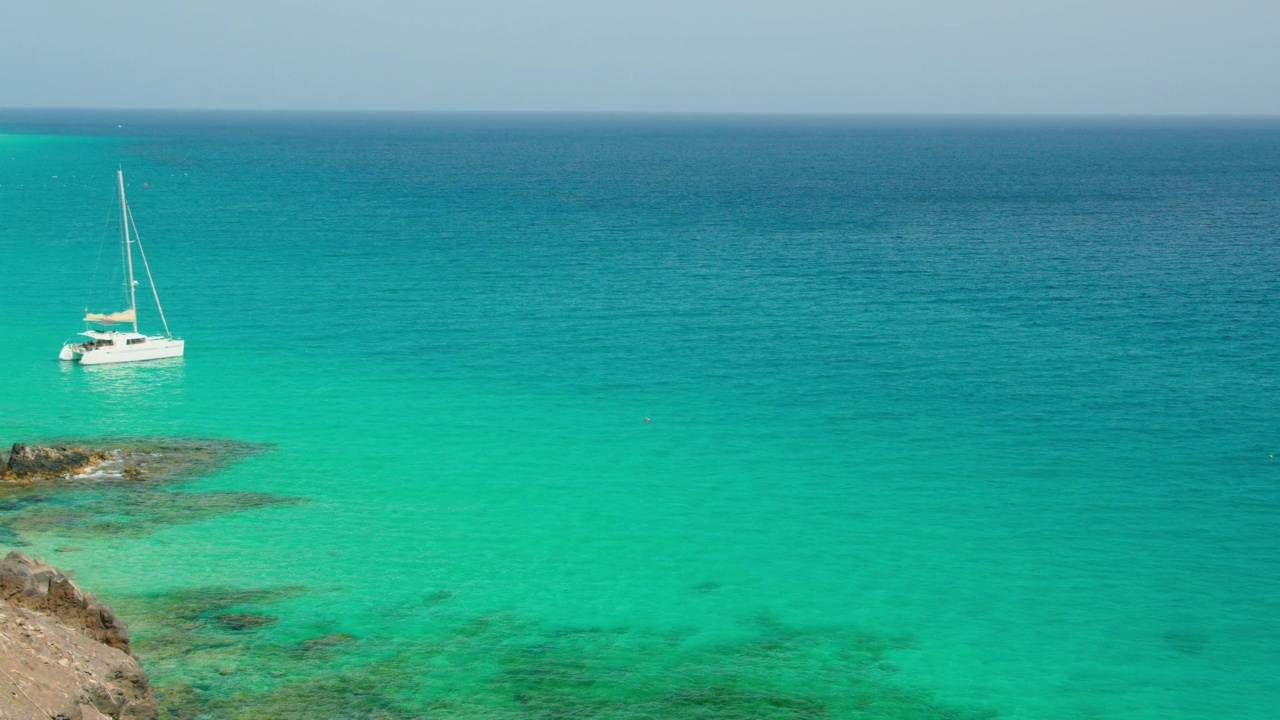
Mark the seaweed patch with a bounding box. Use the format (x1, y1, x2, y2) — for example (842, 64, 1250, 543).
(130, 601, 996, 720)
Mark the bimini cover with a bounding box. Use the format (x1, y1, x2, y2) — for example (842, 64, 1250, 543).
(84, 309, 135, 324)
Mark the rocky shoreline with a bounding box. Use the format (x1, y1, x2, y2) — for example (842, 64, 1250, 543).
(0, 438, 292, 719)
(1, 551, 157, 719)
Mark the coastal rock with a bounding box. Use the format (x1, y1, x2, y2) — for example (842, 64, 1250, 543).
(1, 438, 268, 491)
(3, 442, 105, 482)
(0, 551, 132, 652)
(0, 552, 157, 720)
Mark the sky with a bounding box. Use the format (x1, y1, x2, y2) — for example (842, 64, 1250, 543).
(2, 0, 1278, 114)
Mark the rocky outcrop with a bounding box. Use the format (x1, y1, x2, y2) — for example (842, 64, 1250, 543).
(0, 552, 157, 720)
(0, 552, 131, 652)
(0, 438, 268, 490)
(2, 443, 106, 482)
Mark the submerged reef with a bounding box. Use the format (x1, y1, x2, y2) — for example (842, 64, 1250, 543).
(0, 437, 300, 542)
(7, 489, 302, 538)
(108, 584, 999, 720)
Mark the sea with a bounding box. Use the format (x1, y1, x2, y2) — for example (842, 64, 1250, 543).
(0, 111, 1277, 719)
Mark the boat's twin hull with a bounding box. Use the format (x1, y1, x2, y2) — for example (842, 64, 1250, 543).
(62, 339, 185, 365)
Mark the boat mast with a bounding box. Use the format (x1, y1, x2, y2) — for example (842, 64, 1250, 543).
(126, 206, 173, 339)
(117, 169, 139, 334)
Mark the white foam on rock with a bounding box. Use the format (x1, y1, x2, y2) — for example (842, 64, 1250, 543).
(70, 450, 128, 481)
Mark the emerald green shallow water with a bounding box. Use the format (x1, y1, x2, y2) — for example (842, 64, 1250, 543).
(1, 112, 1278, 718)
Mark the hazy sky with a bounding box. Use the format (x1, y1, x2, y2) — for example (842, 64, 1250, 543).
(3, 0, 1277, 114)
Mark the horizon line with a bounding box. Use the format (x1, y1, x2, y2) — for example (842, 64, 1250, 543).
(3, 106, 1280, 120)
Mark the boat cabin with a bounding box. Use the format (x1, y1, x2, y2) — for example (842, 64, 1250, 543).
(77, 330, 149, 349)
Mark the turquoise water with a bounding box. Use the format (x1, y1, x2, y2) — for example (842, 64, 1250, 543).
(1, 112, 1278, 719)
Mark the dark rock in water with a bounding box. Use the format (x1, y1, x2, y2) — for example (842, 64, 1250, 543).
(10, 490, 305, 539)
(1, 437, 270, 492)
(298, 632, 358, 651)
(0, 551, 157, 720)
(213, 613, 278, 631)
(3, 442, 105, 481)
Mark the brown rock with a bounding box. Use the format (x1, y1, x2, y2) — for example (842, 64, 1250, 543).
(0, 552, 157, 720)
(0, 551, 131, 652)
(4, 442, 105, 481)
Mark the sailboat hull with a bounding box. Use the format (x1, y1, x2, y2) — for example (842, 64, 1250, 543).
(71, 338, 185, 365)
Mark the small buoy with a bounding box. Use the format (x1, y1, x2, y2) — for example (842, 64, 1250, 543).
(644, 417, 650, 423)
(143, 182, 149, 187)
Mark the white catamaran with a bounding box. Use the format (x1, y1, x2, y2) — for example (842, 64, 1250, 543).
(59, 170, 185, 365)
